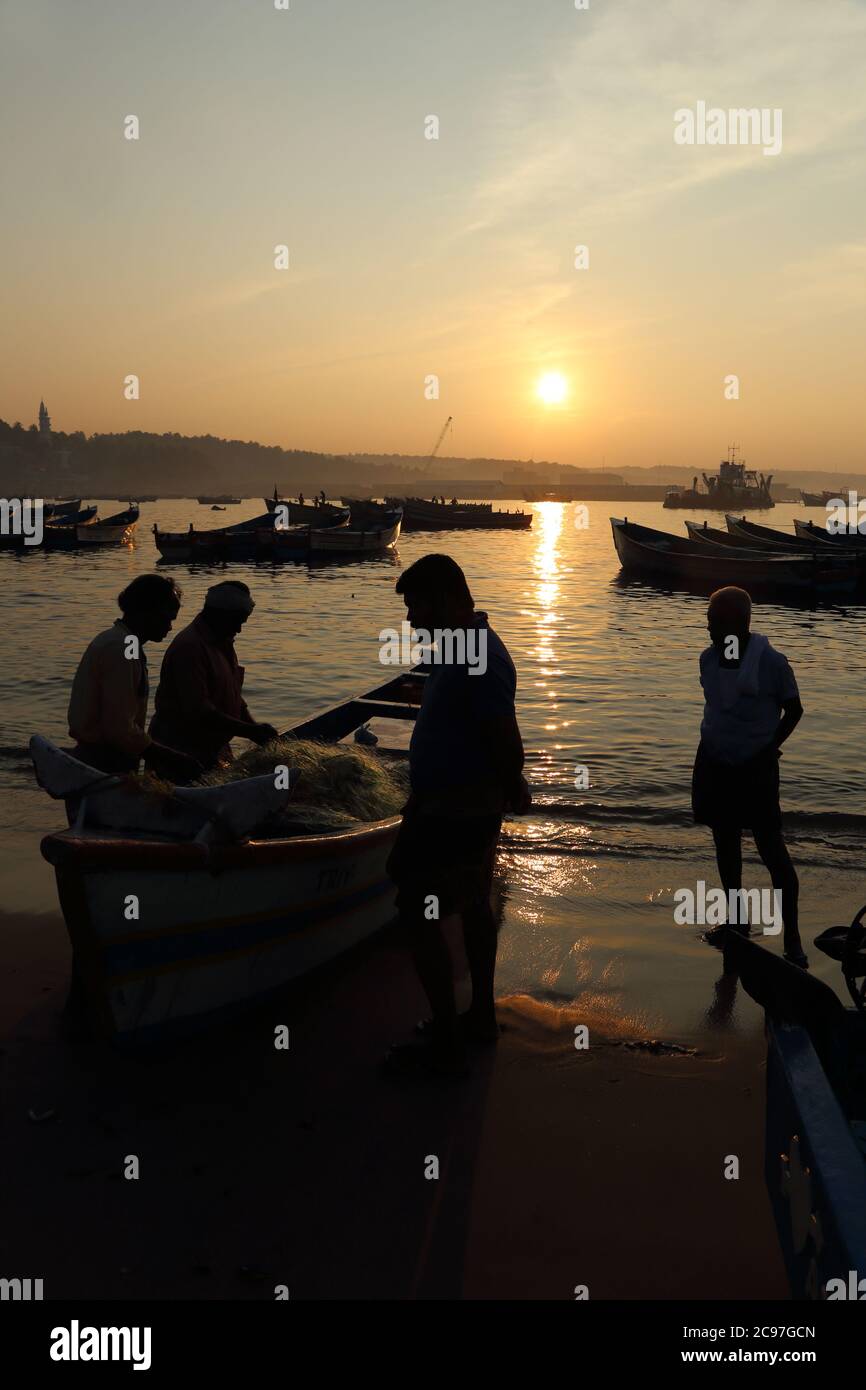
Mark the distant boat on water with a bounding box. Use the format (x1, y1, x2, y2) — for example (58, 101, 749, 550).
(663, 446, 774, 510)
(387, 497, 532, 531)
(800, 489, 848, 507)
(74, 505, 140, 546)
(264, 491, 348, 524)
(197, 494, 241, 505)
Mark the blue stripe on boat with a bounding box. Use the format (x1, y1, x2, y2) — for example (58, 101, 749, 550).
(102, 876, 394, 979)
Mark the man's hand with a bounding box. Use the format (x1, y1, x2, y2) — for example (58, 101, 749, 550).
(506, 774, 532, 815)
(249, 722, 279, 746)
(148, 746, 205, 783)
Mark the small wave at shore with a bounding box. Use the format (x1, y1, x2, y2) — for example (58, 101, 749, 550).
(529, 796, 866, 836)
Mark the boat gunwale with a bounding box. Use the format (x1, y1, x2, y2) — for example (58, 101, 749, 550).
(40, 813, 402, 872)
(39, 669, 425, 870)
(767, 1017, 866, 1282)
(612, 517, 833, 569)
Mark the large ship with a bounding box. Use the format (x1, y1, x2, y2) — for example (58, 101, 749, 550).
(663, 446, 774, 510)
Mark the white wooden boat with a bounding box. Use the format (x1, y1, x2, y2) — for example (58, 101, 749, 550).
(38, 672, 425, 1043)
(308, 516, 402, 553)
(75, 505, 139, 546)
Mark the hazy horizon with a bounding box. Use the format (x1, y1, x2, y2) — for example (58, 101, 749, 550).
(3, 0, 866, 471)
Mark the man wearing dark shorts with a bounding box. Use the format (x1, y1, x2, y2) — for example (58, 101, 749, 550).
(385, 554, 531, 1078)
(692, 585, 806, 966)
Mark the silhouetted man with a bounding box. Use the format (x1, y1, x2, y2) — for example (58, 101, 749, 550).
(692, 585, 806, 966)
(150, 580, 277, 777)
(385, 554, 531, 1079)
(68, 573, 199, 780)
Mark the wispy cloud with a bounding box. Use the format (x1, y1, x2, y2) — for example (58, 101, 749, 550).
(454, 0, 866, 240)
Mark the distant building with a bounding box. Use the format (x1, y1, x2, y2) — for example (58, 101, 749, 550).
(38, 399, 52, 445)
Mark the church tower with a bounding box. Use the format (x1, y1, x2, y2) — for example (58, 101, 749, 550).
(38, 399, 52, 444)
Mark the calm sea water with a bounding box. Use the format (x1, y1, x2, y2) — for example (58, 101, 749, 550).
(2, 497, 864, 1038)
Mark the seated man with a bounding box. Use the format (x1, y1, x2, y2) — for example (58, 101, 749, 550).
(68, 573, 199, 780)
(385, 554, 531, 1079)
(149, 580, 277, 777)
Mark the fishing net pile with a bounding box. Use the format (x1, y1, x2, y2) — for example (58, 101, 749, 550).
(197, 738, 410, 835)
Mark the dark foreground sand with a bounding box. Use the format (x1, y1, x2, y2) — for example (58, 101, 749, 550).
(0, 908, 787, 1300)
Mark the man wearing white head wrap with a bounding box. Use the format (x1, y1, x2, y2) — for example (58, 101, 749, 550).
(204, 580, 256, 615)
(149, 580, 278, 776)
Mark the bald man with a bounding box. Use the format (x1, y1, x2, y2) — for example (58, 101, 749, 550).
(149, 580, 278, 778)
(692, 585, 807, 967)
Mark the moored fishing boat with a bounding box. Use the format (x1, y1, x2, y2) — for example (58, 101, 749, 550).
(345, 499, 402, 525)
(41, 507, 99, 550)
(43, 498, 82, 519)
(610, 517, 857, 593)
(684, 519, 767, 552)
(257, 512, 351, 560)
(720, 925, 866, 1299)
(75, 505, 140, 546)
(264, 491, 349, 524)
(393, 497, 532, 531)
(309, 514, 402, 554)
(793, 518, 866, 550)
(38, 671, 426, 1043)
(152, 510, 275, 561)
(800, 489, 847, 507)
(724, 514, 814, 551)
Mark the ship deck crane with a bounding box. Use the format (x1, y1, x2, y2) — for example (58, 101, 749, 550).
(420, 416, 453, 474)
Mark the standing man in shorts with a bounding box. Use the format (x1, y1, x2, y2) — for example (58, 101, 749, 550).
(385, 554, 531, 1078)
(692, 586, 807, 966)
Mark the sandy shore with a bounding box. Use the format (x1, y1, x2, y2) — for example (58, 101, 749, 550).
(0, 907, 787, 1300)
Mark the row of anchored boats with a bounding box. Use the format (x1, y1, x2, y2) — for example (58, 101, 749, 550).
(152, 493, 534, 562)
(611, 513, 866, 595)
(1, 498, 140, 551)
(380, 496, 532, 530)
(265, 493, 532, 531)
(153, 501, 403, 561)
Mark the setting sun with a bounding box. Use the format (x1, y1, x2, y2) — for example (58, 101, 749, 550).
(536, 371, 568, 405)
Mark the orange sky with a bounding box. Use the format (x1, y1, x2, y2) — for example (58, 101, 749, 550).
(3, 0, 866, 470)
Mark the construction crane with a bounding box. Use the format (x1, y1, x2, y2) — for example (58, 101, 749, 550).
(420, 416, 453, 474)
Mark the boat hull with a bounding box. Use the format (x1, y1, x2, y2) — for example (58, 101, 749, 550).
(611, 518, 856, 593)
(308, 519, 402, 552)
(42, 819, 402, 1043)
(724, 515, 813, 551)
(76, 523, 137, 546)
(765, 1018, 866, 1299)
(663, 490, 774, 510)
(398, 500, 532, 531)
(265, 498, 349, 524)
(793, 518, 866, 550)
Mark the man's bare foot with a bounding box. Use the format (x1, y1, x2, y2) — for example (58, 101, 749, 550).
(783, 940, 809, 969)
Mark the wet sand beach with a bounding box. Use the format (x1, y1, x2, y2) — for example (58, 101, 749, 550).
(2, 498, 857, 1301)
(0, 905, 786, 1301)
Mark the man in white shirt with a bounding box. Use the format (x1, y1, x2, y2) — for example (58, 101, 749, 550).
(692, 586, 806, 966)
